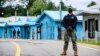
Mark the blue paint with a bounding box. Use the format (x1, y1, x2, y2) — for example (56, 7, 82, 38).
(37, 10, 83, 40)
(0, 10, 83, 40)
(0, 16, 39, 39)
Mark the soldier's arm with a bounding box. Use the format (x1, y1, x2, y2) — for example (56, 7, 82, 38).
(73, 16, 77, 29)
(62, 16, 67, 29)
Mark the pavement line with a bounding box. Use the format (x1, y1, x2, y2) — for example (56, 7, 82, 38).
(12, 42, 21, 56)
(78, 45, 100, 52)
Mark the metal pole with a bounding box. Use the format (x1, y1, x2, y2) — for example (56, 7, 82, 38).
(15, 6, 18, 21)
(15, 10, 16, 21)
(87, 20, 88, 43)
(27, 9, 28, 16)
(94, 20, 98, 44)
(81, 30, 83, 42)
(59, 0, 62, 40)
(95, 30, 98, 44)
(60, 0, 62, 23)
(86, 30, 88, 43)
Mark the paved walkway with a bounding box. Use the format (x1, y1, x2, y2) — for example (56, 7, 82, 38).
(0, 39, 100, 56)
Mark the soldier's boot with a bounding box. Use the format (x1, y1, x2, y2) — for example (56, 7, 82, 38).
(60, 50, 67, 55)
(74, 50, 78, 56)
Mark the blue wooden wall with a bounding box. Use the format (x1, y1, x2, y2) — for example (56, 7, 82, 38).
(37, 13, 83, 40)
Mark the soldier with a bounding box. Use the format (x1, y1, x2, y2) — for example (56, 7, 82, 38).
(13, 29, 16, 39)
(27, 28, 30, 38)
(61, 8, 78, 56)
(17, 29, 20, 39)
(58, 26, 61, 40)
(32, 29, 35, 39)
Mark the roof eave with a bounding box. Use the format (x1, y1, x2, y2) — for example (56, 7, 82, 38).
(79, 12, 100, 15)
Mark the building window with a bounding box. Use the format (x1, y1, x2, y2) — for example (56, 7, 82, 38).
(37, 28, 40, 33)
(95, 20, 98, 31)
(85, 21, 87, 31)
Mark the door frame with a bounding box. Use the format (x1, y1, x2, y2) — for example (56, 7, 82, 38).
(88, 19, 95, 39)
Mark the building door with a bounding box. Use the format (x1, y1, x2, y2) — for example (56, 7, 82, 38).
(37, 26, 41, 40)
(88, 19, 95, 39)
(4, 28, 7, 38)
(24, 25, 30, 39)
(13, 29, 16, 39)
(20, 26, 24, 39)
(57, 26, 62, 40)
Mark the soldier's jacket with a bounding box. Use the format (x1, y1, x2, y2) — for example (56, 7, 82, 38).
(62, 14, 77, 30)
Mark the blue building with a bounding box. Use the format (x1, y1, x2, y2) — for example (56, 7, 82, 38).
(36, 11, 83, 40)
(0, 11, 83, 40)
(0, 16, 40, 39)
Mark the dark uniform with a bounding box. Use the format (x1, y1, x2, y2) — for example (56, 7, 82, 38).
(58, 26, 61, 40)
(13, 29, 16, 39)
(61, 8, 78, 56)
(17, 30, 20, 39)
(32, 29, 35, 39)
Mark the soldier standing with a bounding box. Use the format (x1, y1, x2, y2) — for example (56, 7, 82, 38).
(32, 29, 35, 39)
(61, 8, 78, 56)
(13, 29, 16, 39)
(17, 29, 20, 39)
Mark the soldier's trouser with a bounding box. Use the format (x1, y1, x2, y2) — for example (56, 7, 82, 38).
(63, 30, 77, 51)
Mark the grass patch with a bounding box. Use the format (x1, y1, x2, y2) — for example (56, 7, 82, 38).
(77, 39, 100, 46)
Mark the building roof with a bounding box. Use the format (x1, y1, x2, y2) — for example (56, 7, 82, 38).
(0, 16, 38, 22)
(7, 22, 24, 26)
(88, 5, 100, 9)
(16, 16, 37, 22)
(0, 21, 37, 26)
(0, 22, 7, 27)
(78, 5, 100, 15)
(0, 11, 83, 26)
(37, 10, 83, 22)
(0, 16, 39, 26)
(0, 17, 9, 22)
(79, 9, 100, 15)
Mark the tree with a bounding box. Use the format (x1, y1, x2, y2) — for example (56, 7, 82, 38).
(46, 1, 57, 10)
(16, 5, 26, 16)
(3, 0, 28, 17)
(4, 6, 14, 17)
(0, 0, 5, 7)
(61, 1, 68, 11)
(0, 0, 6, 17)
(88, 1, 96, 7)
(29, 0, 47, 16)
(57, 1, 68, 11)
(3, 0, 16, 17)
(68, 5, 76, 11)
(3, 4, 26, 17)
(20, 0, 36, 16)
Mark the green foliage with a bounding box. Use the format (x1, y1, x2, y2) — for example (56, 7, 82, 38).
(20, 0, 36, 9)
(0, 0, 77, 17)
(29, 0, 47, 16)
(61, 1, 68, 11)
(0, 0, 6, 17)
(77, 39, 100, 46)
(68, 5, 76, 11)
(0, 0, 27, 17)
(27, 0, 36, 9)
(0, 0, 5, 7)
(4, 6, 14, 17)
(88, 1, 96, 7)
(3, 5, 27, 17)
(16, 5, 26, 16)
(56, 1, 68, 11)
(46, 1, 57, 10)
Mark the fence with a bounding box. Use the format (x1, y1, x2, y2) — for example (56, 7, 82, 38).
(81, 30, 100, 43)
